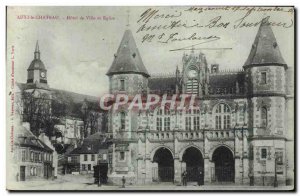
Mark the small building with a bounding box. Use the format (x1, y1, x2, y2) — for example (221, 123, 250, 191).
(64, 132, 108, 175)
(13, 124, 54, 181)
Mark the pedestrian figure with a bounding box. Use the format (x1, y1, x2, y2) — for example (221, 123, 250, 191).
(182, 171, 187, 186)
(197, 170, 203, 186)
(122, 176, 126, 188)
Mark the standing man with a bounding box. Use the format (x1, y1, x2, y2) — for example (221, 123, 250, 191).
(182, 171, 187, 186)
(198, 170, 203, 186)
(122, 176, 126, 188)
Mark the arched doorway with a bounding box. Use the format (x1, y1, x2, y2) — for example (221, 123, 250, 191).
(153, 147, 174, 182)
(182, 147, 204, 184)
(212, 146, 235, 182)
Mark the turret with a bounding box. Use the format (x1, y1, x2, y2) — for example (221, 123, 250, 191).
(244, 20, 288, 186)
(106, 29, 149, 96)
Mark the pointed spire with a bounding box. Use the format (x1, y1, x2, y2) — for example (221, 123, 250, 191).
(244, 20, 286, 67)
(34, 40, 40, 59)
(28, 41, 46, 71)
(126, 8, 130, 28)
(106, 29, 150, 77)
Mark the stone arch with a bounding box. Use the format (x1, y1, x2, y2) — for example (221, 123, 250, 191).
(179, 144, 203, 161)
(150, 145, 174, 162)
(211, 144, 235, 182)
(151, 145, 175, 182)
(209, 144, 234, 161)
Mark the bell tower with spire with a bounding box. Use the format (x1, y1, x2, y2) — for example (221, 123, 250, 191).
(244, 21, 288, 186)
(26, 41, 49, 90)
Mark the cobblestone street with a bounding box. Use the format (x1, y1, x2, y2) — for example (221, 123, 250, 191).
(11, 174, 293, 191)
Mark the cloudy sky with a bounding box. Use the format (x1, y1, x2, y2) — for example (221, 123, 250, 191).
(7, 6, 294, 97)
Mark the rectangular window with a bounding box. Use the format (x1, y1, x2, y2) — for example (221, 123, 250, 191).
(120, 112, 126, 130)
(164, 117, 170, 131)
(194, 116, 200, 130)
(224, 115, 231, 129)
(84, 154, 88, 161)
(157, 117, 162, 131)
(108, 154, 112, 164)
(22, 150, 25, 162)
(71, 156, 77, 163)
(103, 154, 107, 160)
(261, 148, 267, 159)
(185, 117, 191, 130)
(120, 152, 125, 161)
(261, 107, 268, 127)
(120, 79, 125, 91)
(82, 164, 86, 171)
(88, 164, 91, 171)
(91, 154, 95, 161)
(215, 116, 222, 129)
(261, 72, 267, 84)
(275, 151, 283, 165)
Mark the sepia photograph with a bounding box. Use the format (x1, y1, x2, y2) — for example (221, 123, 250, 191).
(5, 6, 295, 191)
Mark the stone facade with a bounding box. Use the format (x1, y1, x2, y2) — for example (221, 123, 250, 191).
(106, 23, 294, 187)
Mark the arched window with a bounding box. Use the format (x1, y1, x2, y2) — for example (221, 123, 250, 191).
(215, 103, 231, 129)
(261, 107, 268, 127)
(120, 112, 126, 130)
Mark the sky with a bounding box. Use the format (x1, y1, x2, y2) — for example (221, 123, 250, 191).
(7, 6, 294, 97)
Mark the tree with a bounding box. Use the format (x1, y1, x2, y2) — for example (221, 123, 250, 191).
(21, 90, 64, 137)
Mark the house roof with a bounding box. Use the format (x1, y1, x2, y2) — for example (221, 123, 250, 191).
(69, 132, 108, 155)
(15, 126, 53, 152)
(69, 139, 108, 155)
(106, 29, 150, 77)
(244, 20, 286, 67)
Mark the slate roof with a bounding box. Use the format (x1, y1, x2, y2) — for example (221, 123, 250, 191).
(209, 72, 245, 89)
(148, 76, 177, 95)
(244, 21, 286, 67)
(69, 133, 108, 155)
(27, 59, 46, 71)
(106, 29, 150, 77)
(16, 82, 101, 118)
(27, 41, 46, 71)
(16, 126, 53, 152)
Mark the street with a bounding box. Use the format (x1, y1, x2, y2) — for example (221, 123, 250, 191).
(10, 174, 294, 191)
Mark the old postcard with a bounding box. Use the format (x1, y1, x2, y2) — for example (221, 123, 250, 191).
(6, 6, 295, 191)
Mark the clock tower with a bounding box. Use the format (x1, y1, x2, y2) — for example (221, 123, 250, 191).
(26, 41, 49, 90)
(182, 49, 209, 96)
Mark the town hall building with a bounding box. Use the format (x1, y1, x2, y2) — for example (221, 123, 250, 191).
(105, 22, 294, 186)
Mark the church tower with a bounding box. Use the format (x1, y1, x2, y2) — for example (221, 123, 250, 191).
(244, 21, 288, 186)
(26, 41, 49, 90)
